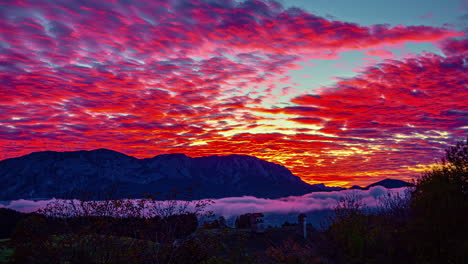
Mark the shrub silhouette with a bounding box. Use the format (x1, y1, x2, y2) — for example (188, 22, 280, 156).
(320, 138, 467, 264)
(0, 208, 28, 239)
(11, 189, 212, 264)
(409, 138, 468, 263)
(8, 140, 468, 263)
(260, 238, 321, 264)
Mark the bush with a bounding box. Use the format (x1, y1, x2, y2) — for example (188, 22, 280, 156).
(11, 190, 213, 264)
(0, 208, 28, 239)
(259, 238, 321, 264)
(409, 138, 468, 263)
(320, 139, 468, 264)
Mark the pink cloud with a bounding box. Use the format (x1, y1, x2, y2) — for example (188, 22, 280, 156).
(0, 0, 465, 187)
(1, 187, 410, 218)
(419, 13, 434, 19)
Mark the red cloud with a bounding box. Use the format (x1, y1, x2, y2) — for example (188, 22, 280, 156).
(0, 0, 465, 187)
(257, 52, 466, 185)
(438, 37, 468, 56)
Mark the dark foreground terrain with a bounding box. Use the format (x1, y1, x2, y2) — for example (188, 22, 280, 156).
(0, 139, 466, 263)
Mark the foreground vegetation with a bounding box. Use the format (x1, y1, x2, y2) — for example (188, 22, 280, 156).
(0, 139, 466, 263)
(317, 138, 467, 264)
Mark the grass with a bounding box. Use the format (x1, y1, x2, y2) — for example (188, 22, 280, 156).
(0, 238, 13, 263)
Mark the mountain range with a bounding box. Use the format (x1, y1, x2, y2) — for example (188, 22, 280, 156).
(0, 149, 410, 200)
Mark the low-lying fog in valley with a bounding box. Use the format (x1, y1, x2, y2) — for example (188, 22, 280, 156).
(1, 186, 409, 228)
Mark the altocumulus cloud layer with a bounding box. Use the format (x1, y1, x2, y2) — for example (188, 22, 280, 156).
(0, 0, 466, 186)
(0, 186, 408, 217)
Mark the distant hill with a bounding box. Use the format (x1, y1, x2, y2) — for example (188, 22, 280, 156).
(349, 179, 414, 190)
(0, 149, 343, 200)
(365, 179, 414, 189)
(349, 185, 365, 190)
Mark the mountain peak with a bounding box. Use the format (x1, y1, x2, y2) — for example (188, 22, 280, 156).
(91, 148, 120, 153)
(22, 148, 123, 157)
(0, 149, 329, 200)
(155, 153, 189, 159)
(364, 178, 414, 189)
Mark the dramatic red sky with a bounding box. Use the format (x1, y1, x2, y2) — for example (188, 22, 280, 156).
(0, 0, 467, 187)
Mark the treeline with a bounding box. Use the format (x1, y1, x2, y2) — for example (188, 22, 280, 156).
(0, 208, 29, 239)
(1, 139, 467, 263)
(242, 139, 467, 264)
(13, 214, 198, 242)
(313, 138, 468, 264)
(2, 196, 213, 263)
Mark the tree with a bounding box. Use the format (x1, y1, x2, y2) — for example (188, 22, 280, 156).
(260, 238, 320, 264)
(326, 192, 371, 263)
(317, 139, 467, 264)
(0, 208, 28, 239)
(12, 189, 214, 264)
(409, 138, 468, 263)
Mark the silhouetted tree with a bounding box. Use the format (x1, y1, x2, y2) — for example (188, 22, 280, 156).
(11, 189, 213, 264)
(325, 192, 372, 263)
(409, 138, 468, 263)
(320, 139, 468, 264)
(259, 238, 321, 264)
(0, 208, 28, 239)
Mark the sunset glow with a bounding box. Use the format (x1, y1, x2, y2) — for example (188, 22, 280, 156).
(1, 0, 466, 187)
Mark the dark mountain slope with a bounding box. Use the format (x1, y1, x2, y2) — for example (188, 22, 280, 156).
(0, 149, 341, 200)
(364, 179, 414, 189)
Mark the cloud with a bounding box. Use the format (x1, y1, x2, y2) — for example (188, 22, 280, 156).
(1, 187, 409, 217)
(0, 199, 53, 213)
(438, 37, 468, 56)
(209, 186, 401, 218)
(419, 13, 434, 19)
(250, 50, 467, 185)
(0, 0, 465, 187)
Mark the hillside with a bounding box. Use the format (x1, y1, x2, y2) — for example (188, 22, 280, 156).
(0, 149, 341, 200)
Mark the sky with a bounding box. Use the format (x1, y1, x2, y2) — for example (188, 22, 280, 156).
(0, 0, 467, 187)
